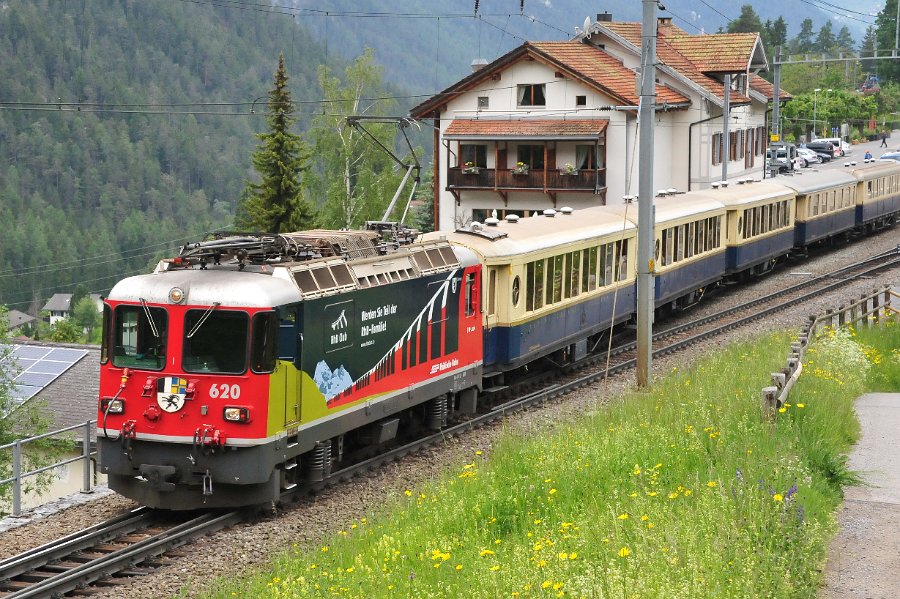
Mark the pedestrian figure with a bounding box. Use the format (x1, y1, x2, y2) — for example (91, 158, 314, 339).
(881, 130, 888, 147)
(865, 150, 873, 160)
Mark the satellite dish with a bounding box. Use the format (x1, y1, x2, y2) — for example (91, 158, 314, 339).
(583, 16, 591, 34)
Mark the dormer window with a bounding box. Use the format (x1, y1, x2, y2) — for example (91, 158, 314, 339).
(730, 74, 746, 94)
(517, 84, 546, 107)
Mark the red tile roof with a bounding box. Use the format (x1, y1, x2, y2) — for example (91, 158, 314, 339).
(600, 22, 770, 105)
(748, 74, 792, 101)
(666, 32, 759, 73)
(409, 40, 690, 118)
(529, 41, 689, 106)
(445, 119, 608, 139)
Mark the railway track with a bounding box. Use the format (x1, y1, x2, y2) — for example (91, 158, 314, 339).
(0, 508, 242, 598)
(3, 249, 896, 597)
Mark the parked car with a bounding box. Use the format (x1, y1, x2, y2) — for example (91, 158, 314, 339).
(803, 141, 836, 162)
(795, 147, 822, 167)
(879, 151, 900, 162)
(766, 142, 797, 173)
(818, 137, 851, 156)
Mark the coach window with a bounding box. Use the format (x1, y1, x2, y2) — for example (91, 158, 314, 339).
(618, 240, 629, 280)
(552, 255, 564, 303)
(582, 247, 597, 292)
(251, 312, 277, 373)
(112, 305, 168, 370)
(184, 310, 249, 374)
(512, 275, 521, 307)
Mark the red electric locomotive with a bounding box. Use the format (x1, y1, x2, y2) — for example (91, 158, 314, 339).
(97, 225, 483, 509)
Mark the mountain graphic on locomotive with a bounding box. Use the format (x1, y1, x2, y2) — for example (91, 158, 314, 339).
(97, 161, 900, 510)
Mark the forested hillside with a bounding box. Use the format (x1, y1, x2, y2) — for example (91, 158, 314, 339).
(0, 0, 880, 314)
(292, 0, 867, 94)
(0, 0, 328, 311)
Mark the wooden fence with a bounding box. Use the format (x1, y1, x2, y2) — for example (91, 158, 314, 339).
(762, 286, 897, 416)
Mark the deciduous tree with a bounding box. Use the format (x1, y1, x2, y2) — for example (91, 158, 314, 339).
(306, 49, 412, 229)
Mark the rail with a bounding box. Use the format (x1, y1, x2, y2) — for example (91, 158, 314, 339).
(0, 420, 97, 517)
(761, 286, 895, 415)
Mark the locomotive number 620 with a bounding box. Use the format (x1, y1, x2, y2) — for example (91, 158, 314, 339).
(209, 384, 241, 400)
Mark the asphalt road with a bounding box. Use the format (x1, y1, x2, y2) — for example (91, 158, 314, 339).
(796, 132, 899, 172)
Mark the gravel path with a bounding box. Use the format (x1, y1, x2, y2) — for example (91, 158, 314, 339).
(1, 229, 897, 598)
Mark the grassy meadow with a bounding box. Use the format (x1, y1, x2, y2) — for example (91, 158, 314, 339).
(196, 317, 899, 598)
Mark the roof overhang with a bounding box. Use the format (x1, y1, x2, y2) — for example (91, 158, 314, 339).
(444, 119, 609, 141)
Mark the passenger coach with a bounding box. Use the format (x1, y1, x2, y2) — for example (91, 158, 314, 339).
(423, 207, 636, 376)
(779, 170, 858, 248)
(607, 195, 726, 310)
(694, 180, 795, 276)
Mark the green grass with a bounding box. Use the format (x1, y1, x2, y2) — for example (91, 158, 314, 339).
(195, 318, 898, 598)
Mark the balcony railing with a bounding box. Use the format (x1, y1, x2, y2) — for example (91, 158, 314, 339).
(448, 168, 606, 192)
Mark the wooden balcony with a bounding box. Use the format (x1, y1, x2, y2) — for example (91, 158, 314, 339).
(448, 167, 606, 192)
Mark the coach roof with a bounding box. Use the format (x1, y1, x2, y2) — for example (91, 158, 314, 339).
(421, 206, 635, 261)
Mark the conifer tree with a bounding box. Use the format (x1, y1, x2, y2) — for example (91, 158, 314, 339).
(235, 54, 315, 233)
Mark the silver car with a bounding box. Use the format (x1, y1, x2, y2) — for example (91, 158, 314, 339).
(795, 147, 821, 167)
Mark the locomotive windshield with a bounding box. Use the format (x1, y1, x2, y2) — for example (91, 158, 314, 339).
(183, 310, 248, 374)
(112, 305, 168, 370)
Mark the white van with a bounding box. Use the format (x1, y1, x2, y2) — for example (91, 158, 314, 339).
(818, 137, 851, 157)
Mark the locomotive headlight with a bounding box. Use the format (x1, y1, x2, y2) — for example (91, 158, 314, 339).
(223, 406, 251, 423)
(101, 397, 125, 414)
(168, 287, 185, 304)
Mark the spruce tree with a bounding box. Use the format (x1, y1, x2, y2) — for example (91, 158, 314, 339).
(235, 54, 315, 233)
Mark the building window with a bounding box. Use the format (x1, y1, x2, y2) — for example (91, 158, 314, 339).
(517, 145, 545, 169)
(575, 95, 586, 106)
(576, 145, 599, 170)
(477, 96, 489, 109)
(461, 144, 487, 168)
(517, 84, 546, 107)
(712, 133, 723, 165)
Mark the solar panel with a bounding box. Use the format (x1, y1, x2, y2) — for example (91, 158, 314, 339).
(29, 360, 71, 375)
(0, 344, 89, 408)
(11, 346, 49, 360)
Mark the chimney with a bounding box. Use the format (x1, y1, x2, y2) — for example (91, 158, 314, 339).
(596, 12, 612, 22)
(657, 17, 672, 28)
(471, 58, 488, 72)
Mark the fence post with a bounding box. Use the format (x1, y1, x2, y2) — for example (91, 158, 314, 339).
(12, 439, 22, 517)
(873, 288, 881, 324)
(859, 293, 869, 326)
(82, 421, 92, 495)
(838, 305, 846, 327)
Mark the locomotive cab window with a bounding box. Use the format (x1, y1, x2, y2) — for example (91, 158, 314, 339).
(100, 304, 111, 364)
(251, 312, 278, 373)
(112, 305, 168, 370)
(183, 310, 249, 374)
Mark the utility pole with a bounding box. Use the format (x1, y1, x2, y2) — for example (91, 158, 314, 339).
(636, 0, 656, 387)
(772, 46, 781, 142)
(722, 74, 731, 182)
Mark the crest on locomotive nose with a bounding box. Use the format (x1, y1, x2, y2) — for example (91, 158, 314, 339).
(157, 376, 188, 413)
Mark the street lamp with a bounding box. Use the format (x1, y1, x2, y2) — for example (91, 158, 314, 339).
(812, 88, 821, 141)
